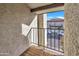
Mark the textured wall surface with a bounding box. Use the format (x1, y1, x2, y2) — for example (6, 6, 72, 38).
(64, 3, 79, 56)
(0, 4, 35, 56)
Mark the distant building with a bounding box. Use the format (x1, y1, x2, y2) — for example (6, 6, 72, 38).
(47, 18, 64, 28)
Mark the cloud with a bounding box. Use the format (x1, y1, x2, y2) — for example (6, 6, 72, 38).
(48, 16, 64, 20)
(48, 16, 54, 19)
(57, 17, 64, 19)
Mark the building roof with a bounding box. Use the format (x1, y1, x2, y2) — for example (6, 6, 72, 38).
(47, 18, 64, 22)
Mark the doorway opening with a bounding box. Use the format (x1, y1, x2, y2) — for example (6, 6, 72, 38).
(44, 10, 64, 52)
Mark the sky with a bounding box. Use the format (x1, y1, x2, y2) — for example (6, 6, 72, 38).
(47, 10, 64, 20)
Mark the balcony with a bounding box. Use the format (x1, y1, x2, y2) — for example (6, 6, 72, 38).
(21, 27, 64, 56)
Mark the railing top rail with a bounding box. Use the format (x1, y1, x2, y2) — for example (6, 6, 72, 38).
(31, 27, 64, 30)
(27, 27, 64, 36)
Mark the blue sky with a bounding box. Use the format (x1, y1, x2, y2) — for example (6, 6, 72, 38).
(47, 10, 64, 20)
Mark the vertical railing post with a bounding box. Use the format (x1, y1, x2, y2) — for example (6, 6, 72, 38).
(58, 27, 60, 51)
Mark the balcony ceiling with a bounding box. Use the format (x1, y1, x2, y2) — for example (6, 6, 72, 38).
(27, 3, 64, 14)
(27, 3, 51, 9)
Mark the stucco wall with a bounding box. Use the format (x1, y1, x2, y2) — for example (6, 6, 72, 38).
(64, 3, 79, 56)
(0, 4, 35, 56)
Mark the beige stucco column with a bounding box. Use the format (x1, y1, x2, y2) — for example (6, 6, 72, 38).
(37, 14, 45, 46)
(64, 3, 79, 56)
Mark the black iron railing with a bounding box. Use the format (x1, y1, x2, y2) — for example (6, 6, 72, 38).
(26, 27, 64, 53)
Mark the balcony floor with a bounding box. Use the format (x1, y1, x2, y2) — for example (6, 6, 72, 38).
(21, 45, 63, 56)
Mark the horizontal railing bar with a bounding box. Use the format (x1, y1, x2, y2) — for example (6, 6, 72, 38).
(31, 27, 64, 30)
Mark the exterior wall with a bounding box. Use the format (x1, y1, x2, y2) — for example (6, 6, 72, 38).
(64, 3, 79, 55)
(0, 4, 35, 56)
(38, 14, 45, 46)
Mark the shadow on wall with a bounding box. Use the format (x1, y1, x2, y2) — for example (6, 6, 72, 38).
(22, 15, 37, 37)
